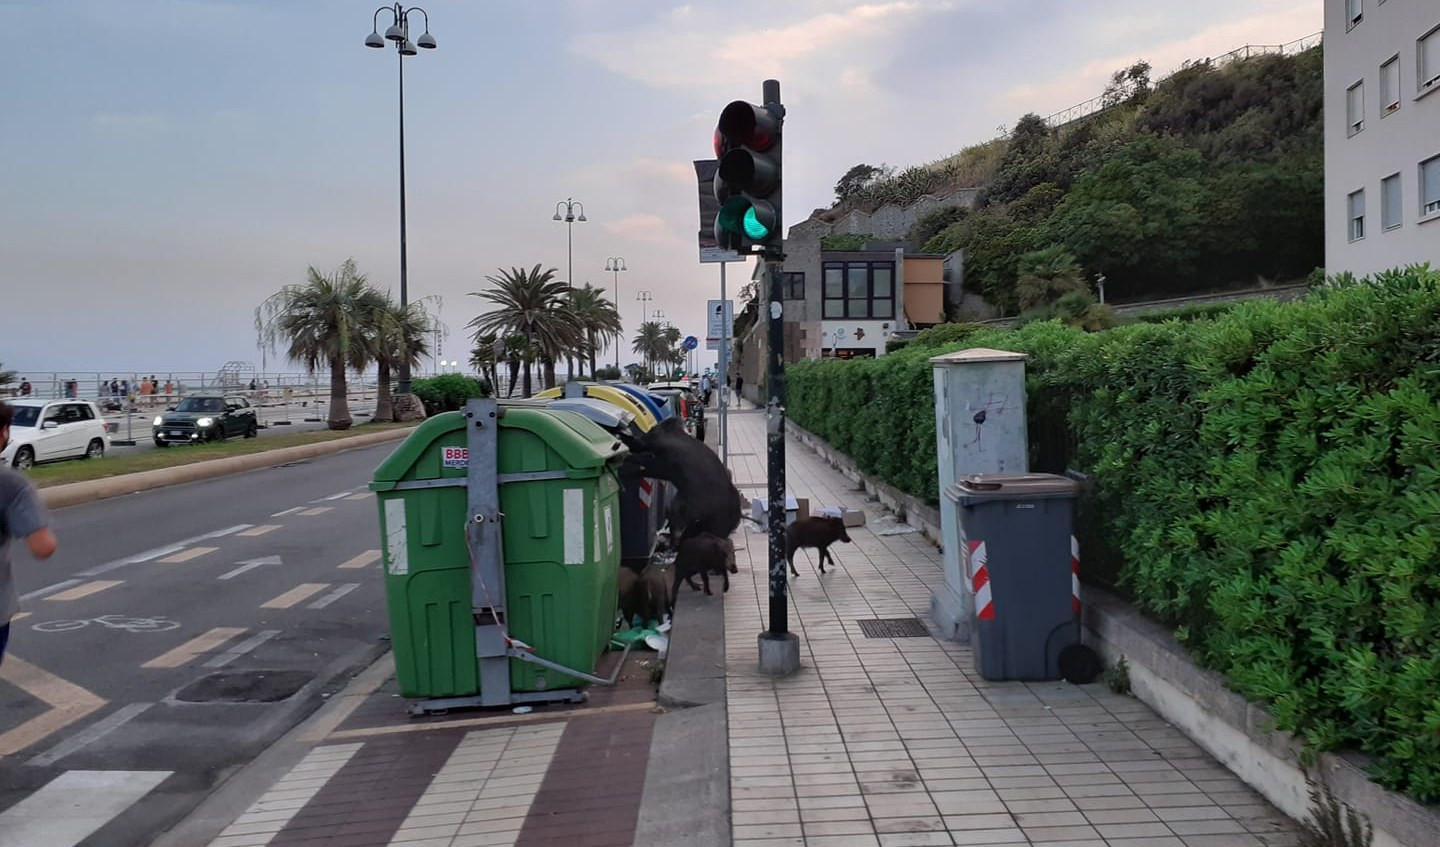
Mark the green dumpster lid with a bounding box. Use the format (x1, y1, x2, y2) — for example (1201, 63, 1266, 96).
(946, 473, 1079, 503)
(371, 408, 625, 487)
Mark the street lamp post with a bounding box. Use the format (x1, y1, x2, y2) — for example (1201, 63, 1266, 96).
(366, 4, 437, 399)
(553, 198, 587, 291)
(604, 257, 626, 371)
(634, 291, 653, 379)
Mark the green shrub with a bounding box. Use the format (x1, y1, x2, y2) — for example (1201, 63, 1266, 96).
(1131, 301, 1238, 323)
(788, 267, 1440, 802)
(594, 365, 622, 381)
(411, 374, 488, 415)
(819, 233, 873, 251)
(909, 322, 986, 348)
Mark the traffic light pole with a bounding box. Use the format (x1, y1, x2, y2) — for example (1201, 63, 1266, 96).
(756, 78, 799, 677)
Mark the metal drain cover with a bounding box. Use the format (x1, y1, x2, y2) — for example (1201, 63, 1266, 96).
(858, 618, 931, 638)
(175, 670, 313, 703)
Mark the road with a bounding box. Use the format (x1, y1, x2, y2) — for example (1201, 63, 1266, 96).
(99, 399, 373, 457)
(0, 440, 398, 847)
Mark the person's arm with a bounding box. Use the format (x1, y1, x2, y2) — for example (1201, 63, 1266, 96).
(27, 527, 57, 560)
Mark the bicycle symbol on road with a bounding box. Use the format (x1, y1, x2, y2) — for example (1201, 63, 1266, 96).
(32, 615, 181, 634)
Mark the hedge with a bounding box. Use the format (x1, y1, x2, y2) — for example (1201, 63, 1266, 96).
(410, 374, 489, 415)
(788, 267, 1440, 802)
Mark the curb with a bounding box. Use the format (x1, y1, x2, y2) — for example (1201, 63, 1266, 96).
(634, 584, 731, 847)
(40, 427, 415, 510)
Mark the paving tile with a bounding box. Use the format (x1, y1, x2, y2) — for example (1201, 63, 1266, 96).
(946, 828, 1027, 845)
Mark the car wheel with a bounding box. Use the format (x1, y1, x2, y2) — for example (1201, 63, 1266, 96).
(245, 421, 258, 439)
(211, 427, 226, 443)
(154, 439, 169, 449)
(85, 439, 105, 460)
(14, 446, 35, 471)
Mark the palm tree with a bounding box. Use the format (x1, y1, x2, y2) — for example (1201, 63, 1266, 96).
(469, 334, 500, 393)
(632, 321, 666, 379)
(569, 284, 622, 379)
(366, 294, 433, 423)
(468, 265, 583, 396)
(256, 259, 374, 430)
(0, 363, 16, 393)
(661, 325, 681, 378)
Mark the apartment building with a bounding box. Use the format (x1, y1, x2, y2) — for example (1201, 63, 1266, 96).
(1324, 0, 1440, 276)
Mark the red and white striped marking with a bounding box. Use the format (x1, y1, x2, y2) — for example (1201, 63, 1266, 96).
(969, 540, 994, 620)
(638, 479, 654, 509)
(1071, 535, 1081, 614)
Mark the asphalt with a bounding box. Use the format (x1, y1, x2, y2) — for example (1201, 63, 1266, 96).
(0, 440, 399, 847)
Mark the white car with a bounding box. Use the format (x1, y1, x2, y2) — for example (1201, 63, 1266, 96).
(2, 399, 111, 470)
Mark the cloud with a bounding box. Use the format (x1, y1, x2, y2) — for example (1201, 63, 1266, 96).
(603, 213, 682, 246)
(569, 1, 957, 94)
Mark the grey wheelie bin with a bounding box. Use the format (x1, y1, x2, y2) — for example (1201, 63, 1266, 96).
(948, 473, 1082, 681)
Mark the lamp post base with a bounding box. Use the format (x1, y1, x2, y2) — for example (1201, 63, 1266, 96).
(930, 586, 972, 644)
(391, 392, 429, 423)
(757, 631, 800, 676)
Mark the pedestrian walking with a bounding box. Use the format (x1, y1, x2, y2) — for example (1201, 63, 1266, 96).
(733, 374, 743, 408)
(0, 403, 58, 666)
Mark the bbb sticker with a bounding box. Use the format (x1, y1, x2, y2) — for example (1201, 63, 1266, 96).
(442, 447, 468, 469)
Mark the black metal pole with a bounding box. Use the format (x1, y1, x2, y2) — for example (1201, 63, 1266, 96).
(765, 262, 788, 636)
(396, 43, 412, 397)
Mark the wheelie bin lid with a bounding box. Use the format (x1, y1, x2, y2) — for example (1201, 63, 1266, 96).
(610, 384, 668, 420)
(534, 384, 657, 431)
(945, 473, 1080, 505)
(370, 408, 626, 490)
(550, 397, 636, 432)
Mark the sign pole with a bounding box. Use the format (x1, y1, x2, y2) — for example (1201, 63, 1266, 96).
(719, 260, 729, 465)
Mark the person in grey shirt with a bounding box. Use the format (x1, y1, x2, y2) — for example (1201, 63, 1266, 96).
(1, 402, 58, 665)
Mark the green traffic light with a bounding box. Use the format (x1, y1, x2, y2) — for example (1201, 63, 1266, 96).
(743, 206, 771, 239)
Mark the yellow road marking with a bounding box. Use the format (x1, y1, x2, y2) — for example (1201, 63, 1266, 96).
(338, 550, 381, 570)
(237, 525, 282, 537)
(157, 546, 218, 564)
(0, 656, 106, 755)
(324, 700, 657, 741)
(44, 580, 123, 602)
(298, 507, 332, 516)
(142, 627, 247, 669)
(345, 493, 373, 501)
(10, 612, 31, 622)
(261, 583, 329, 609)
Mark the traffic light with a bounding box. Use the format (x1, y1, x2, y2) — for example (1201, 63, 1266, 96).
(713, 94, 783, 256)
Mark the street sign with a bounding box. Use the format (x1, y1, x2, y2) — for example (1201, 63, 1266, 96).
(682, 335, 699, 351)
(706, 299, 734, 350)
(694, 160, 743, 264)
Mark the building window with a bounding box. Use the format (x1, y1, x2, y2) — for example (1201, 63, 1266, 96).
(822, 261, 895, 320)
(1422, 27, 1440, 91)
(1347, 0, 1362, 28)
(1382, 173, 1402, 230)
(1348, 189, 1366, 241)
(782, 272, 805, 300)
(1346, 81, 1365, 136)
(1380, 57, 1401, 115)
(1423, 156, 1440, 217)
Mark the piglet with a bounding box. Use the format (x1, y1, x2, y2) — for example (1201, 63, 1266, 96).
(786, 516, 852, 576)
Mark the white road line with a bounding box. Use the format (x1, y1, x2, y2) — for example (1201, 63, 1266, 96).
(202, 630, 281, 668)
(26, 703, 154, 767)
(307, 583, 362, 610)
(210, 744, 362, 847)
(271, 506, 305, 518)
(76, 524, 253, 578)
(218, 562, 265, 580)
(0, 769, 172, 847)
(19, 579, 82, 602)
(320, 490, 354, 501)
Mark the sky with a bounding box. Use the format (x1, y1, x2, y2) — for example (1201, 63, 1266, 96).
(0, 0, 1321, 378)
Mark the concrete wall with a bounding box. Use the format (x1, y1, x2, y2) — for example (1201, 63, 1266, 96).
(1325, 0, 1440, 276)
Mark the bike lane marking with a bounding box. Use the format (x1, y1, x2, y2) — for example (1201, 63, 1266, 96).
(260, 584, 329, 610)
(307, 583, 361, 610)
(26, 702, 154, 767)
(157, 546, 218, 564)
(202, 630, 281, 669)
(143, 627, 248, 669)
(74, 523, 252, 578)
(337, 550, 381, 570)
(237, 525, 282, 537)
(43, 580, 123, 602)
(0, 656, 106, 756)
(297, 507, 333, 517)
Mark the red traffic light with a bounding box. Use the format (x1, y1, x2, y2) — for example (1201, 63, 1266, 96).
(713, 100, 778, 156)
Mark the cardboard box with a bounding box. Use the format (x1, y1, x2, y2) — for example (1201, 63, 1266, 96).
(815, 506, 866, 527)
(750, 496, 808, 525)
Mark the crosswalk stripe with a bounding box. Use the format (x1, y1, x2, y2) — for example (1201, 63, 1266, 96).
(307, 583, 361, 610)
(338, 550, 381, 570)
(0, 657, 106, 756)
(261, 584, 329, 609)
(157, 546, 218, 564)
(298, 507, 332, 516)
(0, 770, 172, 847)
(143, 627, 247, 669)
(210, 743, 362, 847)
(203, 630, 281, 668)
(271, 506, 304, 518)
(237, 525, 282, 537)
(44, 580, 123, 601)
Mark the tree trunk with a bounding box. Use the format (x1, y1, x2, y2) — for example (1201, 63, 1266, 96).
(327, 357, 352, 430)
(507, 360, 519, 397)
(589, 331, 598, 379)
(543, 357, 557, 389)
(374, 359, 395, 423)
(522, 358, 533, 398)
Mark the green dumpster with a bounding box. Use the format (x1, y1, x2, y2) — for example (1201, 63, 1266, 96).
(370, 406, 625, 701)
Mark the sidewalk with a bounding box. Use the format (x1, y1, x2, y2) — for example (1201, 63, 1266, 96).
(720, 409, 1300, 847)
(186, 407, 1302, 847)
